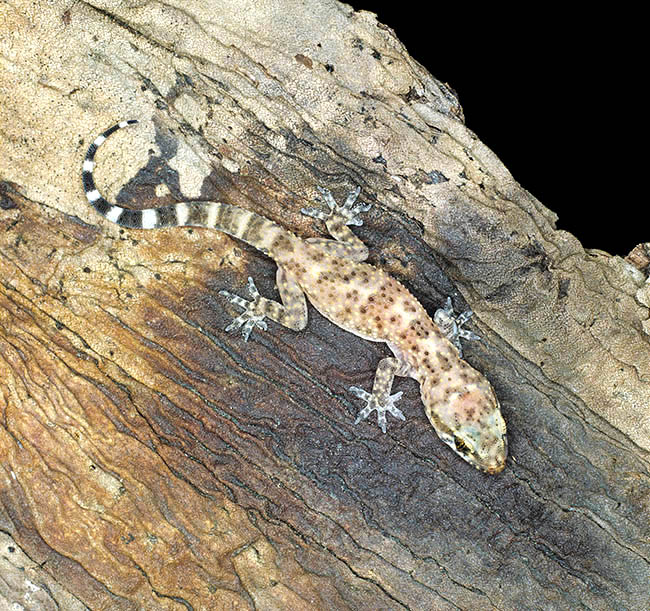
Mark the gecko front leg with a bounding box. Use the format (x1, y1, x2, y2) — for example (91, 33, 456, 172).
(433, 297, 481, 357)
(349, 357, 407, 433)
(220, 268, 308, 341)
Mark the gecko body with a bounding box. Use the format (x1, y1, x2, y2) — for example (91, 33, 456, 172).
(83, 120, 507, 474)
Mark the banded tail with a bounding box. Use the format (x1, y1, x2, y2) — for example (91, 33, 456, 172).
(82, 120, 288, 254)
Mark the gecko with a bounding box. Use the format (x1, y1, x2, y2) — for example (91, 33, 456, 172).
(82, 120, 508, 474)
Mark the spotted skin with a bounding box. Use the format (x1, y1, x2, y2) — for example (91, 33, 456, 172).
(82, 121, 507, 474)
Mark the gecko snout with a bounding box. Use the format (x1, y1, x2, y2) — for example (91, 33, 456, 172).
(426, 385, 508, 474)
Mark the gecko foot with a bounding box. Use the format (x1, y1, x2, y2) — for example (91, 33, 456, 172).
(349, 386, 405, 433)
(219, 277, 268, 341)
(433, 296, 482, 357)
(301, 186, 372, 227)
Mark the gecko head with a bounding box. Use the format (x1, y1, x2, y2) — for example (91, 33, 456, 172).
(421, 379, 507, 474)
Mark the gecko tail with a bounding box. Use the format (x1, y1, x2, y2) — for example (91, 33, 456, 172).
(81, 120, 287, 253)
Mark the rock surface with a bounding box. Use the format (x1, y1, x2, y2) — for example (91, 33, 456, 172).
(1, 1, 648, 609)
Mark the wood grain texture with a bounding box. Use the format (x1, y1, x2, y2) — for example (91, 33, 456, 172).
(1, 1, 648, 609)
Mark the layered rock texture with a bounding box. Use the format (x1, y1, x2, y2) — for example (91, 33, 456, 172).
(1, 1, 648, 608)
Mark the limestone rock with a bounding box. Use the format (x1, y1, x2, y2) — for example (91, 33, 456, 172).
(1, 1, 648, 609)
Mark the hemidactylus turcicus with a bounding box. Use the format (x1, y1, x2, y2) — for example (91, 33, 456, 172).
(82, 120, 508, 474)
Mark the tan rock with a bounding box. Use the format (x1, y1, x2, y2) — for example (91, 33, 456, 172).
(1, 1, 648, 609)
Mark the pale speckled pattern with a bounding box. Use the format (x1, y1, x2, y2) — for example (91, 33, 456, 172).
(83, 121, 507, 474)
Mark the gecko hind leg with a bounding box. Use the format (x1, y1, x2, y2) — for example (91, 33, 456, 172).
(219, 277, 269, 341)
(434, 297, 482, 357)
(349, 357, 406, 433)
(220, 269, 308, 341)
(301, 186, 371, 262)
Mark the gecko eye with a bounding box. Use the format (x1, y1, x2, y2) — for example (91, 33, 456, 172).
(453, 436, 471, 455)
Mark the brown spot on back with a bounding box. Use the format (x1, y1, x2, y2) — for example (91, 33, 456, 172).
(271, 234, 294, 253)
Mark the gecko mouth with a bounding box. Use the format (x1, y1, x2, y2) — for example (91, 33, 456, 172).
(478, 434, 508, 474)
(482, 462, 506, 475)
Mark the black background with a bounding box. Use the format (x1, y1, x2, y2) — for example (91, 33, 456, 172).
(349, 5, 643, 257)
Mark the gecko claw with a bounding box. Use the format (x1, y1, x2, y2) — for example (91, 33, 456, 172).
(300, 206, 329, 221)
(302, 186, 372, 227)
(434, 296, 482, 357)
(349, 386, 405, 433)
(219, 277, 268, 341)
